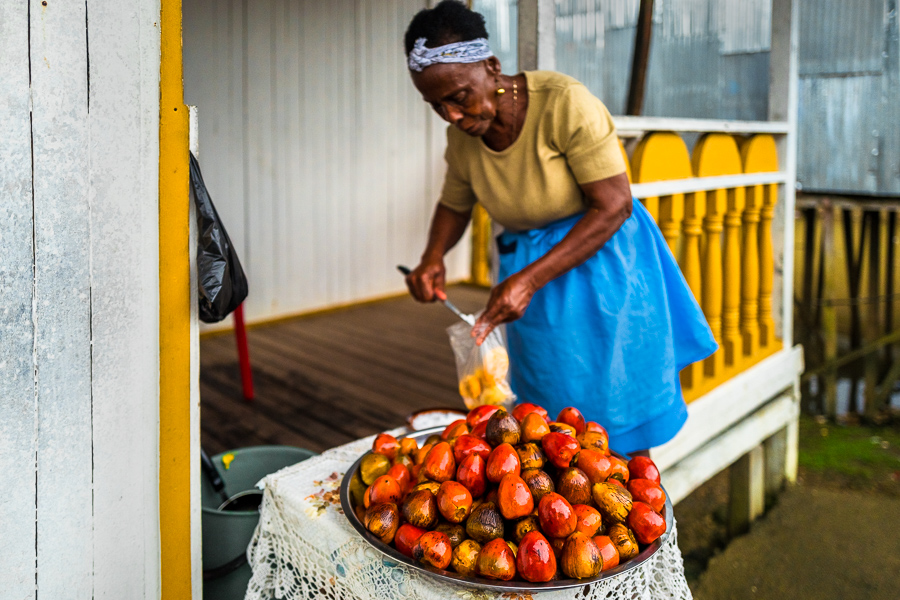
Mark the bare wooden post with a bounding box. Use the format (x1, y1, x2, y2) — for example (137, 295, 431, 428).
(821, 203, 839, 417)
(627, 0, 655, 116)
(865, 211, 883, 420)
(728, 444, 766, 537)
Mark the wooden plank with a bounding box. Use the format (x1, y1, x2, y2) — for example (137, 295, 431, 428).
(86, 0, 163, 596)
(631, 172, 788, 201)
(660, 392, 799, 505)
(29, 0, 93, 595)
(0, 1, 36, 596)
(614, 116, 790, 136)
(653, 346, 804, 472)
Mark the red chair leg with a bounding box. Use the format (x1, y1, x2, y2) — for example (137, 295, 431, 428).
(234, 303, 255, 401)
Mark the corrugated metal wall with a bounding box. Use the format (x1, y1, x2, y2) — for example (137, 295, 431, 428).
(797, 0, 900, 195)
(552, 0, 770, 120)
(473, 0, 519, 71)
(184, 0, 469, 323)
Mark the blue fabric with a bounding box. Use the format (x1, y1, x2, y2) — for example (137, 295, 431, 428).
(499, 200, 717, 455)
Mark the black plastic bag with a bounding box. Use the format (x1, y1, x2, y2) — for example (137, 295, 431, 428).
(189, 152, 249, 323)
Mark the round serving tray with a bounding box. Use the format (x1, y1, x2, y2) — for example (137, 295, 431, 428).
(339, 426, 673, 592)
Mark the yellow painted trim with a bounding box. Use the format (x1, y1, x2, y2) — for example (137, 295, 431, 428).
(159, 0, 191, 596)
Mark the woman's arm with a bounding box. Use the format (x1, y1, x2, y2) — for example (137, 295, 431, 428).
(406, 203, 472, 302)
(473, 171, 633, 343)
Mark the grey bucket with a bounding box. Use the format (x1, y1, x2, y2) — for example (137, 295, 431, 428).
(202, 446, 316, 600)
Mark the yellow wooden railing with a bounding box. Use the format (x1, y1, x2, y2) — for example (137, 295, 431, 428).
(470, 130, 784, 403)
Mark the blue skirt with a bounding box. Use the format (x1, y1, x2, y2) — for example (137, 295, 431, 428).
(499, 200, 717, 455)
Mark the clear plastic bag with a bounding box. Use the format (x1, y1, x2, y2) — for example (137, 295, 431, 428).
(447, 316, 516, 411)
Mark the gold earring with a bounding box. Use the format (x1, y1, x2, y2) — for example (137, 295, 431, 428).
(496, 88, 506, 95)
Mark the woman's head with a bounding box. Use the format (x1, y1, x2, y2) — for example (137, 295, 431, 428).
(404, 1, 505, 137)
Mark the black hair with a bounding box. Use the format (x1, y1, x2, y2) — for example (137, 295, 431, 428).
(404, 0, 489, 56)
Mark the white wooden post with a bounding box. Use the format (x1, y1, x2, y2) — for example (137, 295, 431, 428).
(518, 0, 556, 71)
(728, 444, 766, 537)
(770, 0, 800, 349)
(189, 105, 203, 599)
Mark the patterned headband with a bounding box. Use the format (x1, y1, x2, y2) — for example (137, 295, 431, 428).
(408, 37, 494, 72)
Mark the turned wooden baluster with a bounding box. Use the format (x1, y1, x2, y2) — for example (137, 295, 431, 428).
(723, 187, 745, 367)
(742, 135, 782, 355)
(758, 182, 777, 348)
(692, 133, 741, 378)
(741, 182, 762, 359)
(680, 191, 704, 388)
(659, 193, 684, 257)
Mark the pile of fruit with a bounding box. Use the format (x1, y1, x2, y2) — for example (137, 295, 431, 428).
(347, 403, 668, 583)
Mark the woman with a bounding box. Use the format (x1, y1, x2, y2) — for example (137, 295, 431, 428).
(403, 1, 716, 455)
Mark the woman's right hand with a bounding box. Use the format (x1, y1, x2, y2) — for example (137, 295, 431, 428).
(405, 258, 447, 302)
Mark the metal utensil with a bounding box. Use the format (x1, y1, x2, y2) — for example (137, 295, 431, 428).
(397, 265, 476, 326)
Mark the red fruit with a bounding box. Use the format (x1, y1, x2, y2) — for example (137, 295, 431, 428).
(467, 405, 501, 429)
(516, 531, 557, 583)
(512, 403, 549, 423)
(627, 456, 661, 484)
(436, 480, 473, 523)
(372, 433, 400, 460)
(470, 421, 488, 439)
(575, 448, 614, 485)
(607, 455, 630, 483)
(453, 434, 492, 463)
(368, 475, 402, 505)
(456, 453, 487, 498)
(386, 464, 411, 495)
(537, 492, 577, 539)
(422, 442, 456, 483)
(541, 432, 581, 469)
(486, 443, 521, 483)
(626, 501, 666, 544)
(476, 538, 517, 580)
(441, 419, 469, 440)
(556, 407, 586, 436)
(413, 531, 452, 569)
(573, 504, 604, 537)
(497, 473, 534, 520)
(592, 535, 619, 571)
(395, 523, 426, 558)
(585, 421, 608, 436)
(627, 479, 667, 514)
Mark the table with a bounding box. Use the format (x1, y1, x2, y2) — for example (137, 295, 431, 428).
(245, 429, 694, 600)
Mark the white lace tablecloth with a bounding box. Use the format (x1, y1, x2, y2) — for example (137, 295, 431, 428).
(246, 430, 693, 600)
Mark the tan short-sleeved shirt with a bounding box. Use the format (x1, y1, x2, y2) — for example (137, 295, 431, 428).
(438, 71, 626, 232)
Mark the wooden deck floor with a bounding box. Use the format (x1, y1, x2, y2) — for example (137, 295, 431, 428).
(199, 284, 490, 455)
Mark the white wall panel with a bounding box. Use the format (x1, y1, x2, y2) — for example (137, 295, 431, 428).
(29, 0, 94, 596)
(185, 0, 471, 324)
(0, 0, 163, 596)
(87, 0, 162, 596)
(0, 1, 37, 597)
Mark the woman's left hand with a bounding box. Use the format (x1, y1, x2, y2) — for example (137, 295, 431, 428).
(472, 272, 537, 345)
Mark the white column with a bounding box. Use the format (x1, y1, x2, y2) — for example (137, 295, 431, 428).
(769, 0, 799, 349)
(518, 0, 556, 71)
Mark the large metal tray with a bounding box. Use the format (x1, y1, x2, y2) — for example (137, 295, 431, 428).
(339, 426, 673, 592)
